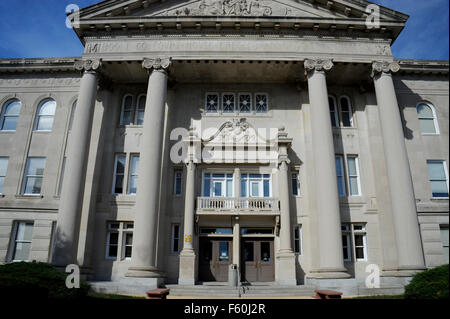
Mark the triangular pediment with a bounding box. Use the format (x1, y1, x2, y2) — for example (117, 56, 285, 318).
(77, 0, 408, 21)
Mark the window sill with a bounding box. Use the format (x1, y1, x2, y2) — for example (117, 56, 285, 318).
(15, 194, 43, 199)
(0, 130, 16, 133)
(117, 125, 144, 129)
(421, 133, 440, 136)
(33, 130, 52, 133)
(431, 197, 449, 200)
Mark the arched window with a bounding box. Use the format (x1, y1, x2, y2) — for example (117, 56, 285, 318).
(135, 95, 146, 125)
(417, 102, 439, 134)
(0, 100, 22, 131)
(339, 96, 353, 127)
(328, 96, 339, 127)
(120, 94, 133, 126)
(35, 99, 56, 131)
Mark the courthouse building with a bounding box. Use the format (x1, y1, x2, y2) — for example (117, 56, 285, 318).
(0, 0, 448, 295)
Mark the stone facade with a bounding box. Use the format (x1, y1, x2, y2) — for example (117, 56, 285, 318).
(0, 0, 448, 296)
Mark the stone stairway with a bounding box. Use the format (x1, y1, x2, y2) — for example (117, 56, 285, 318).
(164, 283, 316, 298)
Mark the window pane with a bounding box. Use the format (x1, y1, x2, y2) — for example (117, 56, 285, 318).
(129, 176, 137, 194)
(130, 156, 139, 174)
(349, 177, 359, 196)
(243, 242, 254, 262)
(355, 247, 365, 259)
(0, 177, 4, 193)
(219, 242, 229, 261)
(0, 158, 8, 176)
(37, 116, 54, 131)
(261, 242, 271, 262)
(124, 233, 133, 245)
(354, 235, 364, 247)
(240, 179, 247, 197)
(239, 94, 252, 112)
(347, 157, 357, 175)
(226, 179, 233, 197)
(24, 177, 43, 194)
(114, 175, 124, 194)
(427, 162, 446, 180)
(251, 182, 259, 197)
(115, 156, 126, 174)
(337, 177, 345, 196)
(122, 111, 131, 125)
(206, 94, 219, 112)
(135, 110, 145, 125)
(14, 242, 31, 261)
(5, 101, 22, 115)
(329, 97, 338, 127)
(109, 232, 119, 245)
(203, 178, 211, 197)
(39, 101, 56, 116)
(431, 181, 449, 197)
(417, 104, 433, 117)
(108, 245, 118, 257)
(420, 119, 436, 134)
(2, 117, 18, 131)
(222, 94, 235, 112)
(263, 179, 270, 197)
(214, 182, 222, 197)
(124, 245, 132, 258)
(335, 157, 343, 175)
(292, 174, 298, 196)
(255, 94, 268, 113)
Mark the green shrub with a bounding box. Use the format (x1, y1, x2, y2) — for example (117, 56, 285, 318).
(0, 262, 90, 299)
(404, 264, 449, 299)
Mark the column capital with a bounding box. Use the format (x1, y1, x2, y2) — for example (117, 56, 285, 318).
(371, 61, 400, 78)
(74, 59, 102, 73)
(304, 59, 334, 75)
(142, 57, 172, 73)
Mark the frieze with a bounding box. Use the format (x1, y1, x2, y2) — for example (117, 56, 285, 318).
(0, 76, 81, 88)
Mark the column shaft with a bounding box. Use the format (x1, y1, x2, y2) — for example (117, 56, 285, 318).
(278, 161, 293, 252)
(128, 68, 168, 277)
(182, 161, 196, 252)
(53, 69, 98, 267)
(372, 64, 425, 270)
(306, 60, 347, 277)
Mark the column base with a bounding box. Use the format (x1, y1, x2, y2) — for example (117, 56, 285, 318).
(276, 251, 297, 286)
(125, 266, 166, 279)
(307, 267, 351, 279)
(178, 249, 197, 285)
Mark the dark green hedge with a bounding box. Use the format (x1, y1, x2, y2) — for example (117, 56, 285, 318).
(404, 264, 449, 299)
(0, 262, 89, 299)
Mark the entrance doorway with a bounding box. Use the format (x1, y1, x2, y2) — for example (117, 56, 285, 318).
(199, 237, 233, 282)
(241, 238, 275, 282)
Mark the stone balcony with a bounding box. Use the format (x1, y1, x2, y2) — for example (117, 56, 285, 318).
(196, 197, 280, 215)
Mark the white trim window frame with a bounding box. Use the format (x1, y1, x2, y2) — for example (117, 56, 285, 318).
(339, 95, 354, 127)
(353, 224, 367, 261)
(22, 157, 46, 195)
(9, 221, 34, 262)
(238, 93, 252, 113)
(0, 99, 22, 132)
(417, 102, 440, 135)
(241, 173, 271, 198)
(328, 95, 339, 128)
(427, 160, 449, 198)
(120, 94, 134, 126)
(171, 224, 181, 254)
(222, 92, 236, 113)
(174, 170, 183, 196)
(291, 171, 300, 197)
(346, 155, 361, 196)
(205, 93, 220, 113)
(255, 93, 269, 113)
(34, 99, 56, 132)
(127, 154, 140, 195)
(202, 172, 234, 198)
(293, 225, 302, 255)
(335, 155, 346, 197)
(112, 154, 126, 194)
(122, 223, 134, 260)
(135, 94, 146, 126)
(0, 157, 8, 194)
(341, 224, 352, 262)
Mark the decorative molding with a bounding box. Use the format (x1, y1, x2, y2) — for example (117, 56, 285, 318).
(371, 61, 401, 77)
(142, 57, 172, 72)
(74, 59, 102, 72)
(304, 59, 334, 74)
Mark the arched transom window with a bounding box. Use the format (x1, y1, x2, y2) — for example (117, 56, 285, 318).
(0, 99, 22, 131)
(35, 99, 56, 131)
(417, 102, 439, 134)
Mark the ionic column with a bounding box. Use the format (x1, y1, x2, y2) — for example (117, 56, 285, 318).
(52, 59, 101, 267)
(372, 61, 425, 272)
(305, 59, 349, 278)
(126, 57, 171, 279)
(233, 168, 241, 268)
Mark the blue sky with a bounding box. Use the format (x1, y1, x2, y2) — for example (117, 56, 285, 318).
(0, 0, 448, 60)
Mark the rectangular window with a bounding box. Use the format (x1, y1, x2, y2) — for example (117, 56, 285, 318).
(112, 154, 126, 194)
(291, 172, 300, 196)
(255, 93, 269, 113)
(11, 221, 34, 261)
(222, 93, 235, 113)
(240, 173, 271, 198)
(347, 156, 361, 196)
(135, 95, 146, 125)
(106, 222, 133, 260)
(440, 225, 449, 263)
(205, 93, 219, 113)
(203, 173, 233, 197)
(427, 161, 449, 198)
(120, 95, 133, 126)
(174, 170, 183, 196)
(238, 93, 252, 113)
(0, 157, 8, 194)
(128, 155, 139, 194)
(171, 224, 180, 253)
(293, 225, 302, 254)
(335, 156, 346, 196)
(341, 224, 367, 261)
(22, 157, 46, 195)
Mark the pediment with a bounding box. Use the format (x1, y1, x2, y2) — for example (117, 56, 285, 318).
(78, 0, 408, 21)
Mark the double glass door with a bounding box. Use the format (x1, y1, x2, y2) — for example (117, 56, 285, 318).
(241, 239, 275, 282)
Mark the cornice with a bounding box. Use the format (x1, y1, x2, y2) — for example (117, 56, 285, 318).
(0, 58, 79, 74)
(395, 59, 449, 76)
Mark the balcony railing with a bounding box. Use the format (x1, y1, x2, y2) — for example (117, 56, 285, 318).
(197, 197, 280, 214)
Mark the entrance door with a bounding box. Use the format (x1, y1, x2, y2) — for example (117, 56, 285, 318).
(199, 237, 233, 282)
(241, 239, 275, 282)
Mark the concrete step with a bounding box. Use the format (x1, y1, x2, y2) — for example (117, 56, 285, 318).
(165, 284, 316, 297)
